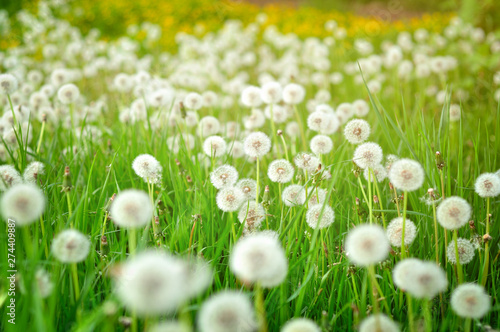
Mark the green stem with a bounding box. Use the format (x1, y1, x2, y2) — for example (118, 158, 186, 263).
(423, 300, 432, 332)
(129, 228, 137, 256)
(256, 158, 260, 205)
(432, 202, 439, 264)
(481, 197, 490, 286)
(401, 191, 408, 259)
(373, 176, 386, 228)
(255, 283, 268, 332)
(36, 120, 46, 155)
(454, 230, 464, 283)
(367, 168, 373, 224)
(71, 263, 80, 302)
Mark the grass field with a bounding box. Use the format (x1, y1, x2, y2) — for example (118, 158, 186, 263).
(0, 1, 499, 332)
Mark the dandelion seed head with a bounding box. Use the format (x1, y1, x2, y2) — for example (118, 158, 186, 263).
(216, 186, 245, 212)
(210, 165, 238, 189)
(388, 158, 424, 192)
(132, 154, 163, 184)
(305, 204, 335, 229)
(236, 178, 258, 201)
(282, 83, 305, 105)
(363, 164, 387, 183)
(345, 224, 390, 266)
(335, 102, 354, 124)
(243, 132, 271, 158)
(230, 232, 288, 287)
(35, 269, 54, 299)
(0, 74, 18, 94)
(294, 152, 320, 172)
(241, 86, 262, 108)
(281, 318, 320, 332)
(114, 251, 188, 316)
(229, 141, 245, 158)
(51, 229, 90, 263)
(268, 159, 294, 183)
(474, 172, 500, 198)
(110, 189, 153, 229)
(237, 200, 265, 231)
(282, 184, 306, 207)
(405, 261, 448, 299)
(437, 196, 471, 230)
(149, 321, 191, 332)
(260, 81, 282, 104)
(243, 109, 266, 130)
(310, 135, 333, 155)
(446, 238, 475, 265)
(57, 83, 80, 104)
(449, 104, 461, 122)
(353, 142, 383, 169)
(0, 165, 23, 191)
(451, 283, 491, 319)
(393, 258, 422, 291)
(184, 92, 203, 110)
(386, 217, 417, 247)
(197, 291, 256, 332)
(203, 136, 227, 158)
(1, 172, 42, 220)
(359, 314, 399, 332)
(344, 119, 371, 144)
(198, 116, 221, 136)
(352, 99, 370, 117)
(306, 187, 327, 206)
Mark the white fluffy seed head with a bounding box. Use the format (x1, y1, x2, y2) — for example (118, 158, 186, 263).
(386, 217, 417, 247)
(198, 116, 221, 136)
(294, 152, 320, 172)
(359, 314, 399, 332)
(0, 74, 18, 94)
(237, 200, 265, 231)
(451, 283, 491, 319)
(353, 142, 383, 169)
(268, 159, 294, 183)
(335, 102, 354, 124)
(0, 165, 23, 191)
(393, 258, 422, 291)
(345, 224, 390, 266)
(281, 318, 320, 332)
(210, 165, 238, 189)
(236, 178, 257, 201)
(305, 204, 335, 229)
(446, 238, 475, 265)
(149, 321, 191, 332)
(474, 172, 500, 197)
(449, 104, 461, 122)
(241, 86, 262, 108)
(388, 158, 425, 192)
(344, 119, 371, 144)
(110, 189, 153, 228)
(352, 99, 370, 117)
(282, 83, 305, 104)
(307, 111, 339, 134)
(184, 92, 203, 110)
(51, 229, 90, 263)
(363, 164, 387, 183)
(197, 291, 256, 332)
(306, 187, 327, 206)
(282, 184, 306, 207)
(132, 154, 163, 184)
(310, 135, 333, 155)
(203, 136, 227, 158)
(216, 186, 245, 212)
(23, 161, 45, 184)
(114, 250, 189, 316)
(260, 81, 282, 104)
(57, 83, 80, 104)
(1, 183, 45, 226)
(230, 232, 288, 287)
(35, 269, 54, 299)
(243, 132, 271, 158)
(405, 261, 448, 299)
(436, 196, 471, 230)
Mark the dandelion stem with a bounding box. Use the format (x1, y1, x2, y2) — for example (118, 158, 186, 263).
(129, 229, 137, 256)
(431, 201, 439, 264)
(36, 119, 46, 155)
(292, 105, 307, 151)
(464, 318, 471, 332)
(256, 158, 260, 205)
(407, 293, 415, 332)
(367, 168, 373, 224)
(422, 300, 432, 332)
(269, 104, 281, 158)
(71, 263, 80, 302)
(454, 230, 464, 283)
(279, 134, 290, 162)
(255, 283, 268, 332)
(39, 216, 49, 258)
(22, 226, 34, 259)
(481, 197, 490, 286)
(66, 192, 73, 227)
(401, 191, 408, 259)
(393, 185, 401, 217)
(373, 177, 386, 228)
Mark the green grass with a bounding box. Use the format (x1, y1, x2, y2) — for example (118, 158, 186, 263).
(1, 4, 500, 332)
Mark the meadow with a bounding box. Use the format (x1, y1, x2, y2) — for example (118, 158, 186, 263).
(0, 0, 499, 331)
